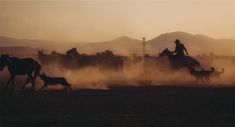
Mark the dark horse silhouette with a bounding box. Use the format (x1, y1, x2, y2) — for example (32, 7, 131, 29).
(0, 55, 41, 94)
(159, 48, 200, 70)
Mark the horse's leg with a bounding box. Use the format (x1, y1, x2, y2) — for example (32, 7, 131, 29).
(21, 76, 31, 92)
(207, 77, 211, 84)
(11, 76, 16, 93)
(31, 69, 39, 91)
(64, 86, 68, 91)
(2, 77, 12, 94)
(33, 61, 40, 80)
(69, 86, 72, 92)
(196, 77, 200, 84)
(199, 78, 203, 84)
(202, 78, 205, 84)
(65, 86, 72, 92)
(205, 77, 208, 84)
(29, 74, 35, 91)
(40, 84, 46, 90)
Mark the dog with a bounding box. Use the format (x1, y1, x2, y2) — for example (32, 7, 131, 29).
(190, 67, 215, 84)
(39, 73, 72, 91)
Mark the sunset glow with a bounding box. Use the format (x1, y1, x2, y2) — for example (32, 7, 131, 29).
(0, 0, 235, 42)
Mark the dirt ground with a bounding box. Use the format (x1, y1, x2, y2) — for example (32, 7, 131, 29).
(1, 85, 235, 127)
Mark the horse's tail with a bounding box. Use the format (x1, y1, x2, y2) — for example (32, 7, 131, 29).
(33, 60, 41, 79)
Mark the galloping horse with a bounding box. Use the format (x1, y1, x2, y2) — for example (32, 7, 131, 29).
(159, 48, 200, 70)
(0, 55, 41, 94)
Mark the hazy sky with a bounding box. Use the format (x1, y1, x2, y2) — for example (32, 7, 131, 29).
(0, 0, 235, 42)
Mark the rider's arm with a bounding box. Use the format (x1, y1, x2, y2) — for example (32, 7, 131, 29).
(183, 44, 188, 55)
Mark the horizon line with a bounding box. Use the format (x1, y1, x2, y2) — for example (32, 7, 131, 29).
(0, 31, 234, 43)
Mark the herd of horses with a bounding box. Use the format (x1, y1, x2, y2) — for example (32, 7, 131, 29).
(0, 48, 223, 94)
(38, 48, 201, 70)
(38, 48, 125, 70)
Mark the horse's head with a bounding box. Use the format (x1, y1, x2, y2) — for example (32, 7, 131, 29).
(159, 48, 172, 57)
(0, 54, 9, 71)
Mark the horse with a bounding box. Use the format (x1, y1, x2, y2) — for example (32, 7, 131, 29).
(0, 55, 41, 94)
(159, 48, 200, 70)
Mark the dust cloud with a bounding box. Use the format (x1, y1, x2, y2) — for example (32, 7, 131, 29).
(38, 57, 193, 90)
(35, 54, 235, 89)
(1, 54, 235, 91)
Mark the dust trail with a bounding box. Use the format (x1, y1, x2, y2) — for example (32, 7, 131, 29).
(38, 55, 235, 89)
(39, 59, 194, 90)
(1, 55, 235, 91)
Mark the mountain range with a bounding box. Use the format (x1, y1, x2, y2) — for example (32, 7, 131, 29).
(0, 31, 235, 56)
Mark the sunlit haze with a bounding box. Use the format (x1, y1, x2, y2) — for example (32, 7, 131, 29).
(0, 0, 235, 42)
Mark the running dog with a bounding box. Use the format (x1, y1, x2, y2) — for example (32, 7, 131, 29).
(190, 67, 215, 84)
(39, 73, 72, 91)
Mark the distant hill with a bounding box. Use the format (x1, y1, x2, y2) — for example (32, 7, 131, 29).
(0, 35, 141, 55)
(76, 36, 142, 54)
(76, 32, 235, 55)
(1, 32, 235, 56)
(147, 31, 235, 55)
(0, 36, 83, 52)
(0, 36, 53, 48)
(0, 47, 39, 58)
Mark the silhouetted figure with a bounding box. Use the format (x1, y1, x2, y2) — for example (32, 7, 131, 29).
(39, 73, 72, 92)
(0, 55, 41, 94)
(172, 39, 188, 57)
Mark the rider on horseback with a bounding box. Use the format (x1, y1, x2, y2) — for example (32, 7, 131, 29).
(172, 39, 188, 57)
